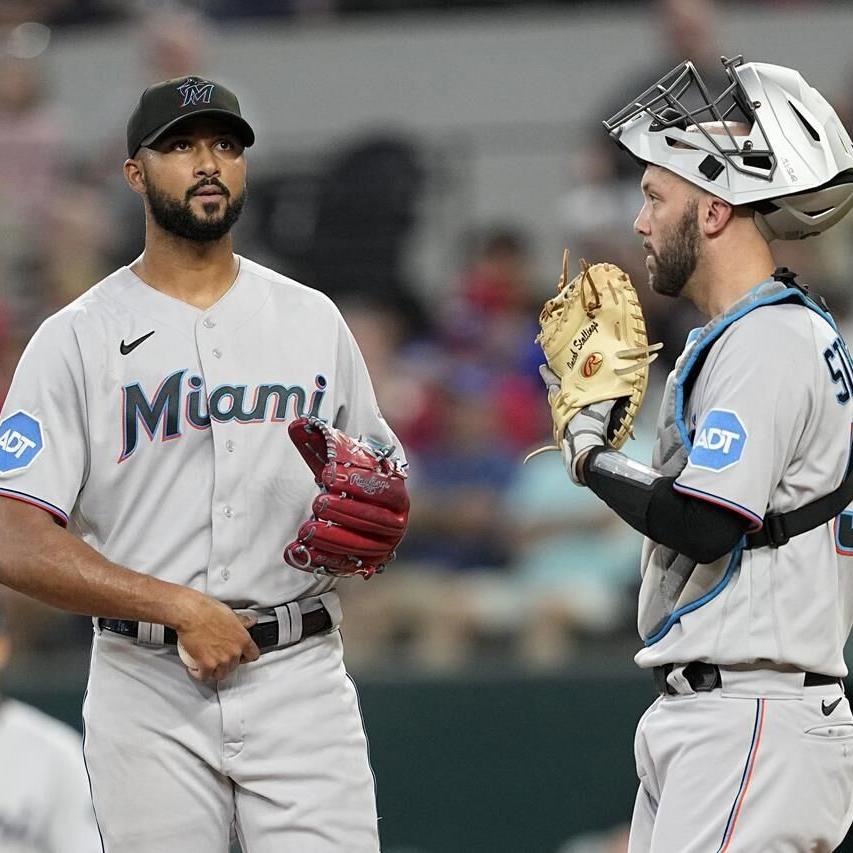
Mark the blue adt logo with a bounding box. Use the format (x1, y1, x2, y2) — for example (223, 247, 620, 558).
(0, 411, 43, 474)
(689, 409, 747, 471)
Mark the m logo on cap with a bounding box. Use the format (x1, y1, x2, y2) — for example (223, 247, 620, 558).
(178, 77, 215, 108)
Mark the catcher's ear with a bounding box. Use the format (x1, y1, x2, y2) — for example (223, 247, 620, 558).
(701, 195, 734, 237)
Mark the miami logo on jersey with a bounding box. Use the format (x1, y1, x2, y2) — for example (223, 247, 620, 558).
(119, 370, 327, 462)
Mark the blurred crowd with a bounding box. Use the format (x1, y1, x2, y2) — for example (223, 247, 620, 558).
(1, 0, 853, 682)
(9, 0, 829, 29)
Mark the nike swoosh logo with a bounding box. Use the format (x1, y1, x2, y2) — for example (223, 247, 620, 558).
(120, 330, 155, 355)
(822, 697, 843, 716)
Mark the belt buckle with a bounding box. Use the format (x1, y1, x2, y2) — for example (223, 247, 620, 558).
(685, 662, 720, 692)
(654, 663, 720, 695)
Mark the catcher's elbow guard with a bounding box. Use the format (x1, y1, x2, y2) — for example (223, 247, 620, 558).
(585, 448, 659, 488)
(583, 450, 747, 561)
(583, 448, 665, 533)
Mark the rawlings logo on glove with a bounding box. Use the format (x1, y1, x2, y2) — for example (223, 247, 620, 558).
(284, 417, 410, 579)
(526, 250, 662, 465)
(349, 473, 390, 496)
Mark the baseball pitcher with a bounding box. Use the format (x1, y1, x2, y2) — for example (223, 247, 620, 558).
(0, 76, 410, 852)
(537, 56, 853, 850)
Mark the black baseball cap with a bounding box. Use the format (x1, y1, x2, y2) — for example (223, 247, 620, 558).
(126, 75, 255, 158)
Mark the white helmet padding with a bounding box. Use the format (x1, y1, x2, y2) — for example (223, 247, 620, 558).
(603, 56, 853, 240)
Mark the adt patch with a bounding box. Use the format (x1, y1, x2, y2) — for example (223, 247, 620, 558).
(689, 409, 747, 472)
(0, 411, 44, 475)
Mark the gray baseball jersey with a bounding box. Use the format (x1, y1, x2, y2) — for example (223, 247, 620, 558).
(0, 699, 100, 853)
(0, 257, 402, 605)
(0, 257, 401, 851)
(627, 278, 853, 853)
(636, 280, 853, 674)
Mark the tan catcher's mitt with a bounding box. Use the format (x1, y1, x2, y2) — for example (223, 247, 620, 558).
(526, 250, 662, 462)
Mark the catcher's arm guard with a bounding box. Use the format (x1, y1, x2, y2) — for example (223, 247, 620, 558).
(525, 250, 662, 463)
(284, 417, 410, 579)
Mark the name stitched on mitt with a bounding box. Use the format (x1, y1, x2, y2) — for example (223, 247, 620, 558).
(565, 320, 599, 370)
(524, 250, 662, 464)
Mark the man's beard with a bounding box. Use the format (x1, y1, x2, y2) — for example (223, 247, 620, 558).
(648, 200, 700, 298)
(146, 179, 246, 243)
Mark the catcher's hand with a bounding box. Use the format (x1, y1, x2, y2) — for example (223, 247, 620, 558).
(539, 365, 616, 485)
(284, 417, 409, 579)
(525, 250, 662, 466)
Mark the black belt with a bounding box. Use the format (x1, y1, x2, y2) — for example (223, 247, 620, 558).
(653, 662, 842, 696)
(98, 605, 332, 651)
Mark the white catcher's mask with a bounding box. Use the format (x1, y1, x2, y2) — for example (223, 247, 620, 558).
(604, 55, 853, 240)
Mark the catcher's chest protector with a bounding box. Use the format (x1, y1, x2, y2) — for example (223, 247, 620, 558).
(639, 279, 828, 644)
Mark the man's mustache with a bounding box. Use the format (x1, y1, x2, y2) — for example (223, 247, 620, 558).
(186, 179, 230, 201)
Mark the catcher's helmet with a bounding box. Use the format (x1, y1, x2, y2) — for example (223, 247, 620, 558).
(604, 56, 853, 240)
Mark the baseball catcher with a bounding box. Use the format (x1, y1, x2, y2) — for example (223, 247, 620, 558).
(526, 249, 662, 481)
(284, 417, 410, 578)
(544, 53, 853, 852)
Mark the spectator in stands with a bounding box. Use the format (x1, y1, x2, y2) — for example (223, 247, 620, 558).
(306, 134, 428, 334)
(0, 47, 64, 280)
(403, 363, 516, 573)
(139, 7, 210, 83)
(338, 359, 519, 671)
(339, 299, 441, 454)
(439, 226, 550, 451)
(504, 447, 646, 668)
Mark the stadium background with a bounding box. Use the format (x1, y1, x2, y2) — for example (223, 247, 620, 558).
(1, 0, 853, 850)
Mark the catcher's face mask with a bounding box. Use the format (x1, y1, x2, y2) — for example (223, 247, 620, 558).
(604, 55, 853, 240)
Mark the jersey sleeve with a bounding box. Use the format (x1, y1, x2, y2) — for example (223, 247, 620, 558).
(673, 312, 809, 530)
(0, 314, 89, 523)
(331, 311, 407, 468)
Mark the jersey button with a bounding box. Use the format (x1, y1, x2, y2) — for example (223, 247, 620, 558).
(223, 505, 234, 518)
(221, 567, 231, 581)
(203, 317, 216, 329)
(212, 348, 222, 359)
(225, 439, 235, 452)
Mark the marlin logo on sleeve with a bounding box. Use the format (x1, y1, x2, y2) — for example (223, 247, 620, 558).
(689, 409, 747, 472)
(0, 411, 44, 475)
(119, 371, 327, 461)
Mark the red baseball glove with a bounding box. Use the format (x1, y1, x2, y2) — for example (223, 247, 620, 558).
(284, 417, 410, 579)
